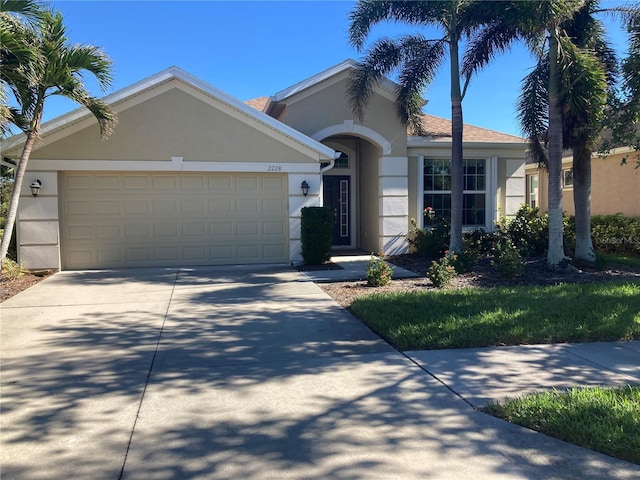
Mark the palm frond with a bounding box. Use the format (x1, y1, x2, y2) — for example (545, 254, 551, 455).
(347, 37, 406, 120)
(60, 45, 114, 92)
(518, 60, 549, 166)
(462, 21, 522, 81)
(348, 0, 448, 50)
(396, 37, 446, 130)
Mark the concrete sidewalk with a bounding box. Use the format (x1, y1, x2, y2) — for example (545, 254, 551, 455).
(298, 253, 418, 283)
(1, 265, 639, 479)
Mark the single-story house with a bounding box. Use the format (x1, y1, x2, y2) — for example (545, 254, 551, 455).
(525, 146, 640, 216)
(1, 60, 527, 271)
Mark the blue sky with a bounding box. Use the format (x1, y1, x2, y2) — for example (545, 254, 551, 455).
(43, 0, 634, 138)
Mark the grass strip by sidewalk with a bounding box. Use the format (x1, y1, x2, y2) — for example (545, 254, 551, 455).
(350, 282, 640, 350)
(483, 385, 640, 465)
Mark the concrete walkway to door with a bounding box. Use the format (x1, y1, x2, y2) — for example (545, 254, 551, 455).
(1, 265, 638, 479)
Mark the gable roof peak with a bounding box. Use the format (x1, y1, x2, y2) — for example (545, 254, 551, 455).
(272, 59, 358, 102)
(1, 66, 337, 161)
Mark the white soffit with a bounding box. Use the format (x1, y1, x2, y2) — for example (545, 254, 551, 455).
(2, 66, 336, 161)
(272, 58, 399, 104)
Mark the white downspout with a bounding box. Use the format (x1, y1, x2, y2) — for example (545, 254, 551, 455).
(320, 150, 341, 173)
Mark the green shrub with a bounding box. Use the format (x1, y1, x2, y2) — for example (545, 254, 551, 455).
(564, 214, 640, 257)
(498, 205, 548, 256)
(450, 246, 480, 274)
(463, 228, 497, 256)
(407, 213, 450, 259)
(492, 238, 524, 278)
(366, 252, 393, 287)
(427, 254, 457, 288)
(591, 214, 640, 256)
(300, 206, 332, 265)
(1, 257, 22, 279)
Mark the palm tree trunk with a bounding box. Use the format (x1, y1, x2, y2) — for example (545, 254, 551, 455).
(448, 28, 464, 254)
(546, 33, 566, 269)
(573, 144, 595, 264)
(0, 123, 40, 269)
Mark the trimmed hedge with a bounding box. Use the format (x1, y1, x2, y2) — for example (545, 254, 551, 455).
(590, 214, 640, 255)
(564, 214, 640, 256)
(300, 206, 332, 265)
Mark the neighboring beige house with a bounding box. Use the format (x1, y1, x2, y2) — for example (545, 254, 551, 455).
(1, 60, 527, 271)
(525, 146, 640, 216)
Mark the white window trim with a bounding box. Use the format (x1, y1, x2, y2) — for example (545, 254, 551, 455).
(417, 155, 496, 231)
(563, 168, 574, 189)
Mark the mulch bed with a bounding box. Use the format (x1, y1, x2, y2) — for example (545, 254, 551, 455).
(296, 262, 343, 272)
(0, 272, 48, 303)
(318, 253, 640, 309)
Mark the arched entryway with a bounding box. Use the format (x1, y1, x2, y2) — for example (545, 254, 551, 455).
(315, 125, 407, 255)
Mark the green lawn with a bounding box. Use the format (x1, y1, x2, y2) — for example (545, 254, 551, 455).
(483, 385, 640, 465)
(600, 252, 640, 268)
(350, 282, 640, 350)
(351, 280, 640, 466)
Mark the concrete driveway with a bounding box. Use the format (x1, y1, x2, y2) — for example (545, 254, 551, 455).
(1, 265, 638, 479)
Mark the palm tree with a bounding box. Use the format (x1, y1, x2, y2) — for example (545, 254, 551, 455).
(0, 7, 117, 267)
(561, 2, 617, 264)
(347, 0, 503, 254)
(603, 4, 640, 162)
(519, 2, 638, 265)
(464, 0, 594, 268)
(517, 1, 615, 265)
(1, 0, 43, 136)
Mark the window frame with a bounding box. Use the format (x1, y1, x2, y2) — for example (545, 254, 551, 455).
(563, 168, 574, 188)
(420, 156, 489, 229)
(528, 174, 539, 209)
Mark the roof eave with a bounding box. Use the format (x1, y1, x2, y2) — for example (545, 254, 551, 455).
(407, 137, 528, 150)
(2, 66, 336, 162)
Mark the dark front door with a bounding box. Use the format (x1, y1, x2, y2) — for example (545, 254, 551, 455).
(323, 175, 351, 246)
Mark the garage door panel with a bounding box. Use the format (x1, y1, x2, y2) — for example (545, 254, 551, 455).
(153, 176, 177, 189)
(208, 176, 232, 190)
(96, 201, 120, 215)
(182, 223, 206, 237)
(61, 172, 288, 269)
(124, 200, 150, 215)
(96, 225, 120, 239)
(124, 175, 149, 190)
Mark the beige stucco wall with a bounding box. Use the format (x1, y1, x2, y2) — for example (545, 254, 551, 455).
(279, 74, 407, 157)
(8, 78, 333, 271)
(525, 151, 640, 216)
(30, 86, 315, 164)
(359, 141, 380, 252)
(591, 153, 640, 215)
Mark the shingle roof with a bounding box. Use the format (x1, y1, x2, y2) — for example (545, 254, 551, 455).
(244, 99, 526, 144)
(418, 114, 526, 143)
(245, 96, 269, 112)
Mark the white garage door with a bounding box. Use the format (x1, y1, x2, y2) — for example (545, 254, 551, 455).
(60, 172, 288, 269)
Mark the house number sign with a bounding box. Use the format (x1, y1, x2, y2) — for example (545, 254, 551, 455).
(267, 165, 282, 172)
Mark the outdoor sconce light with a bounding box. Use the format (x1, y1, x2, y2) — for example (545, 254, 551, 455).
(300, 180, 310, 197)
(30, 179, 42, 198)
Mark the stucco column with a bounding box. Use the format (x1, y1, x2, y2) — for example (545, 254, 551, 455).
(288, 173, 321, 266)
(17, 171, 61, 270)
(378, 156, 409, 255)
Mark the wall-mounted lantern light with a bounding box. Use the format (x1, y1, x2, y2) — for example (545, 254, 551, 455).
(300, 180, 310, 197)
(30, 179, 42, 198)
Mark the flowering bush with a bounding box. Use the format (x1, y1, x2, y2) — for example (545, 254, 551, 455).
(423, 206, 436, 225)
(366, 252, 393, 287)
(407, 208, 450, 258)
(427, 253, 457, 288)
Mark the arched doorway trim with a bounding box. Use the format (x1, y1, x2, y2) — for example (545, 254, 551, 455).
(311, 121, 392, 155)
